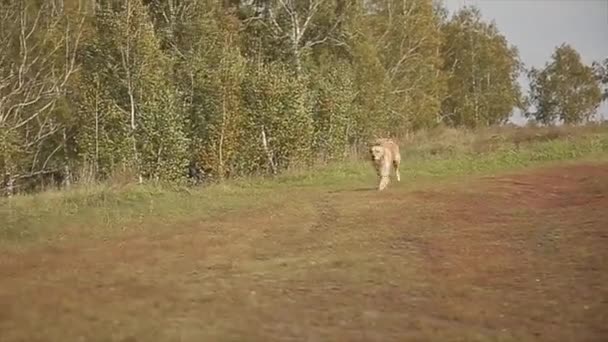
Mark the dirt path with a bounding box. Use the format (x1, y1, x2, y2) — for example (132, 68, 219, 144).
(1, 163, 607, 341)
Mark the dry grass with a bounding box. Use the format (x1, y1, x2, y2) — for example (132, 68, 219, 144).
(396, 121, 608, 158)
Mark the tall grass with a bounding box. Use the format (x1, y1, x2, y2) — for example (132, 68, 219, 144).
(2, 123, 608, 245)
(397, 122, 608, 158)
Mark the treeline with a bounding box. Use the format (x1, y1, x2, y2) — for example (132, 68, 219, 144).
(1, 0, 606, 195)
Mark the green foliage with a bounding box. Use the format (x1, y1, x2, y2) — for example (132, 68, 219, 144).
(1, 0, 603, 196)
(160, 3, 232, 169)
(592, 57, 608, 101)
(440, 6, 523, 128)
(74, 0, 188, 181)
(0, 1, 83, 187)
(527, 44, 603, 125)
(348, 37, 393, 140)
(367, 0, 446, 131)
(309, 56, 357, 161)
(198, 40, 247, 179)
(241, 63, 314, 173)
(72, 72, 133, 178)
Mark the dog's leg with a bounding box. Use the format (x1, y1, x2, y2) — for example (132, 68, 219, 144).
(378, 175, 389, 191)
(393, 148, 401, 182)
(378, 161, 391, 191)
(393, 159, 400, 182)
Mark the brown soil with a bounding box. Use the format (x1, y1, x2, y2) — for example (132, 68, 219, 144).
(1, 163, 607, 342)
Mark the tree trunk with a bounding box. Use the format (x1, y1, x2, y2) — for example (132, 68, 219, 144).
(261, 126, 277, 175)
(62, 128, 71, 189)
(4, 173, 15, 198)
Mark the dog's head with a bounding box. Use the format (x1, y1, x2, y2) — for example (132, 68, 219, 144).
(369, 145, 385, 162)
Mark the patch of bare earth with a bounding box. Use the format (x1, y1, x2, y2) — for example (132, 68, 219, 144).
(1, 163, 607, 341)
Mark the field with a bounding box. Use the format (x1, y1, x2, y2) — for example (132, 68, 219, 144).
(1, 125, 608, 341)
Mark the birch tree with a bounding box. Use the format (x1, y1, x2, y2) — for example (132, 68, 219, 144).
(239, 0, 338, 74)
(368, 0, 445, 131)
(0, 1, 84, 195)
(527, 44, 602, 125)
(75, 0, 188, 182)
(592, 57, 608, 102)
(440, 6, 522, 127)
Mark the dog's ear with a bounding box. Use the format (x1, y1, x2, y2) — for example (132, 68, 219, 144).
(368, 137, 381, 147)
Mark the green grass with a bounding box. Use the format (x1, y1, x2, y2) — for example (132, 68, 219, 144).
(2, 124, 608, 246)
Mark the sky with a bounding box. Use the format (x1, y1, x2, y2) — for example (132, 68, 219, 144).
(442, 0, 608, 124)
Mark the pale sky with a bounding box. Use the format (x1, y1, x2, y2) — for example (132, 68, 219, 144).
(442, 0, 608, 124)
